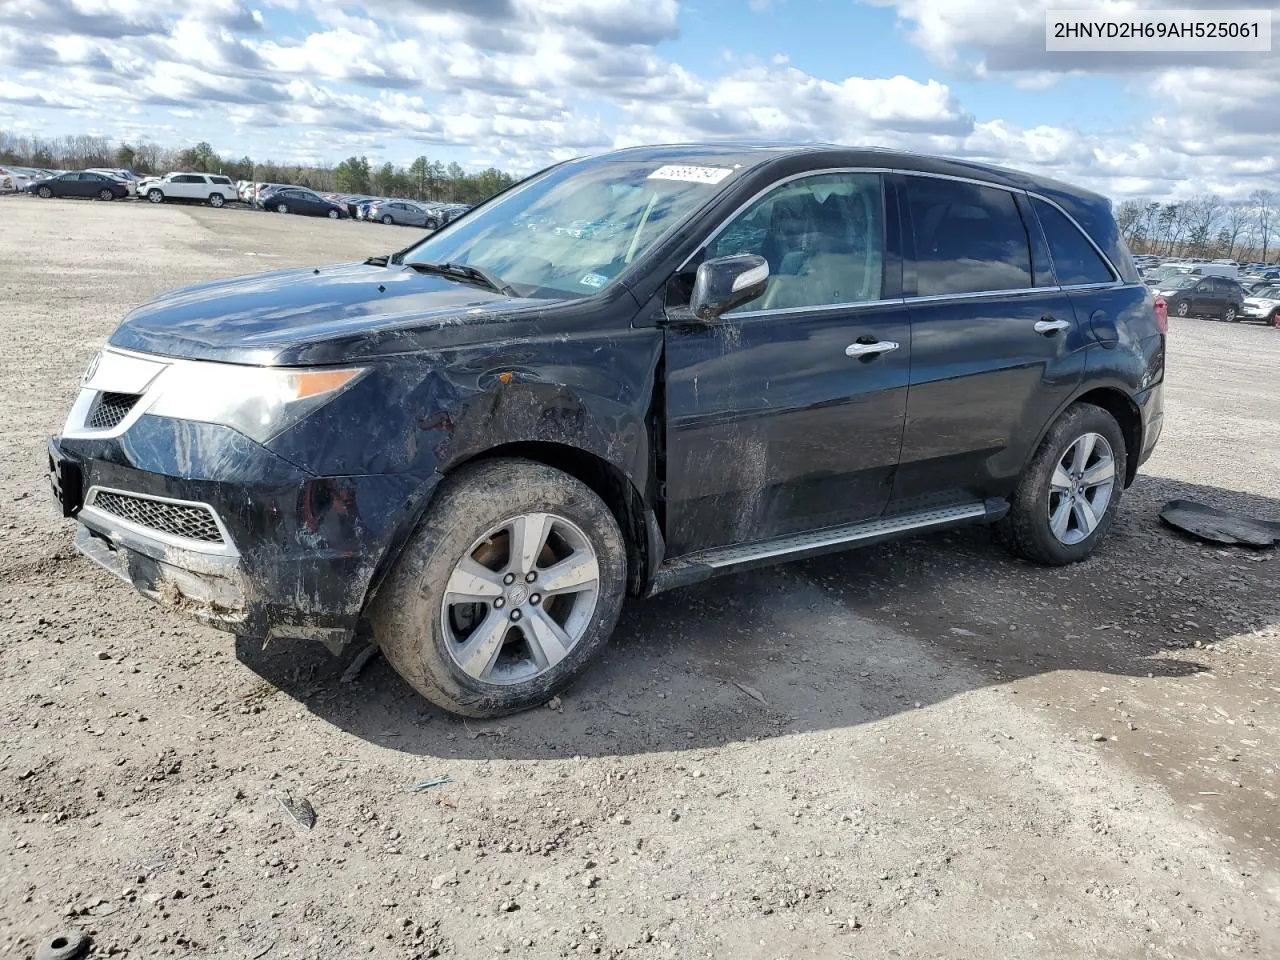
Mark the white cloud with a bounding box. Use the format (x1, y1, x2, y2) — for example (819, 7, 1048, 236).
(0, 0, 1278, 200)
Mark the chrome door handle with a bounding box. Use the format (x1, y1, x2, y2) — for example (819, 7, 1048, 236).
(1034, 318, 1071, 335)
(845, 340, 899, 357)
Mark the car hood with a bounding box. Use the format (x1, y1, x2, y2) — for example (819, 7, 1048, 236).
(108, 262, 566, 366)
(1244, 297, 1278, 308)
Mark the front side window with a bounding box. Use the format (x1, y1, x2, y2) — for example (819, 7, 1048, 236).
(1033, 197, 1114, 286)
(907, 178, 1033, 296)
(704, 172, 884, 311)
(404, 159, 739, 298)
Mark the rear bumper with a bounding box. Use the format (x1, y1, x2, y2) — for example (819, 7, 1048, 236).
(51, 427, 434, 652)
(1135, 380, 1164, 469)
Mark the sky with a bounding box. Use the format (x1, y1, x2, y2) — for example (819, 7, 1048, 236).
(0, 0, 1277, 200)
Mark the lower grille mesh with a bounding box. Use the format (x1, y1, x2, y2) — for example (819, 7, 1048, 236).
(87, 392, 140, 430)
(93, 491, 224, 544)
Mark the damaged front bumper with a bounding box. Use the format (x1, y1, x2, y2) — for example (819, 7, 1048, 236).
(50, 427, 433, 653)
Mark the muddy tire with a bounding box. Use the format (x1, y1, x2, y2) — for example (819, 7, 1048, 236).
(371, 458, 627, 717)
(997, 403, 1128, 566)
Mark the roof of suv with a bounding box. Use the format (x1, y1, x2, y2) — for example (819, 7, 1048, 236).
(602, 141, 1105, 204)
(595, 142, 1136, 284)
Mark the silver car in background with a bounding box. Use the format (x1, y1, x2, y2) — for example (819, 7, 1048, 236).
(366, 199, 430, 226)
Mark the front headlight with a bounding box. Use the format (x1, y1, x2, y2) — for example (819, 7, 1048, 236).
(146, 361, 366, 443)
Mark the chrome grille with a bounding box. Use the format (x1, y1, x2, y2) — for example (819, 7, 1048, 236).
(92, 491, 224, 544)
(87, 392, 139, 430)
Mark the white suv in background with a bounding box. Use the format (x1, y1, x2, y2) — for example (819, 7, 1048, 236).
(140, 173, 237, 207)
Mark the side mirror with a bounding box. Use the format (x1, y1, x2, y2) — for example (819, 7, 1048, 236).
(689, 254, 770, 322)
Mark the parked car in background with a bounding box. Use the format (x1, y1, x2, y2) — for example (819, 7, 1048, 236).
(258, 185, 346, 218)
(85, 168, 141, 196)
(1152, 261, 1239, 283)
(425, 203, 470, 230)
(367, 199, 430, 226)
(140, 173, 236, 207)
(1152, 274, 1245, 321)
(1239, 283, 1280, 326)
(26, 170, 129, 201)
(48, 142, 1165, 717)
(0, 166, 38, 193)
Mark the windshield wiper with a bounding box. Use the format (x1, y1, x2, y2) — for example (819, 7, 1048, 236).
(406, 260, 516, 296)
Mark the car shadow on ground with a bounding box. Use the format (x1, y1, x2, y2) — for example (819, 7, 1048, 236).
(235, 476, 1280, 759)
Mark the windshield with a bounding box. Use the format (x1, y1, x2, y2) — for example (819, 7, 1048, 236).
(1253, 284, 1280, 299)
(402, 160, 738, 298)
(1164, 276, 1198, 290)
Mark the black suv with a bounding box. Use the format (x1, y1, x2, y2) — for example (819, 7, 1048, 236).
(49, 144, 1166, 717)
(1151, 274, 1245, 322)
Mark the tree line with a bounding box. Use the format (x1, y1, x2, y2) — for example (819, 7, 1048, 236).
(1115, 192, 1280, 263)
(0, 131, 518, 204)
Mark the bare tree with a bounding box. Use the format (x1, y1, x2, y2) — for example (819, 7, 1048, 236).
(1221, 202, 1251, 260)
(1182, 194, 1225, 257)
(1115, 199, 1143, 245)
(1249, 189, 1277, 263)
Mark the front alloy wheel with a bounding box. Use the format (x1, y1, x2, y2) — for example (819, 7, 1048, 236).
(97, 188, 114, 201)
(1047, 433, 1116, 545)
(37, 186, 52, 199)
(372, 457, 627, 717)
(277, 203, 289, 215)
(442, 513, 600, 685)
(328, 209, 340, 219)
(209, 193, 225, 208)
(1224, 305, 1238, 322)
(1176, 300, 1190, 317)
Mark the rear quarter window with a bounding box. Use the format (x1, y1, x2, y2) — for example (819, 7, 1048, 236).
(1033, 197, 1116, 286)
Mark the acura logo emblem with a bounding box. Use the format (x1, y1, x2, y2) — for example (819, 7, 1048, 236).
(82, 351, 102, 385)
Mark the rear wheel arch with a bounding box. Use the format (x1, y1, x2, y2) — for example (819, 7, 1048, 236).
(1022, 386, 1143, 491)
(1072, 388, 1142, 486)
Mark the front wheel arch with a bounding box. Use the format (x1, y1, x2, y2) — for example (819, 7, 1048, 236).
(362, 440, 658, 623)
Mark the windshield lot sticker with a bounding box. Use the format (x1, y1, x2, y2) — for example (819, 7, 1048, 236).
(647, 164, 734, 185)
(580, 272, 608, 288)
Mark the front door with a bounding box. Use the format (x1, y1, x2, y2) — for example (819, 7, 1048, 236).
(662, 171, 910, 557)
(892, 174, 1085, 505)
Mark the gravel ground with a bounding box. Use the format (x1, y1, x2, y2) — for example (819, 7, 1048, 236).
(1, 196, 1278, 960)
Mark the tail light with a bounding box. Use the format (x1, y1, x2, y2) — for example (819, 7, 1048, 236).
(1153, 296, 1168, 334)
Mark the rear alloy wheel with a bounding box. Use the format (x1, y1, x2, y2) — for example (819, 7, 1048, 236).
(209, 193, 224, 208)
(328, 209, 340, 219)
(372, 458, 627, 717)
(997, 403, 1127, 565)
(1176, 300, 1190, 317)
(277, 203, 289, 215)
(1224, 305, 1238, 322)
(97, 188, 114, 201)
(37, 186, 52, 199)
(381, 214, 394, 224)
(147, 189, 163, 203)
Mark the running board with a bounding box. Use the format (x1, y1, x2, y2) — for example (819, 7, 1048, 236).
(648, 499, 1006, 595)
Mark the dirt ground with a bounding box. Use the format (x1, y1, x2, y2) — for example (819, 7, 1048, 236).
(1, 196, 1278, 960)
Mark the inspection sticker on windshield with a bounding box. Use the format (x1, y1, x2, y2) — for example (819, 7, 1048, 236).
(647, 164, 734, 185)
(580, 272, 608, 289)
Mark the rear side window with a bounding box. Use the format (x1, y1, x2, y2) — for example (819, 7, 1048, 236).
(906, 178, 1033, 296)
(1033, 197, 1115, 286)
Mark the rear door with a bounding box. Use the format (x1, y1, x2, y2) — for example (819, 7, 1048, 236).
(663, 170, 911, 555)
(891, 174, 1084, 506)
